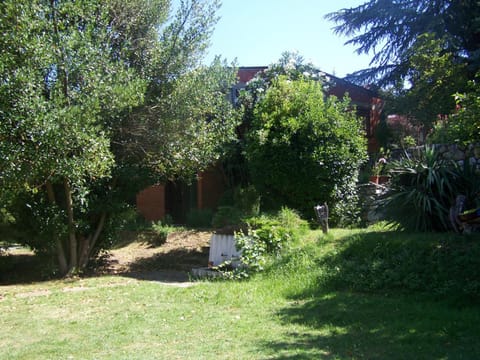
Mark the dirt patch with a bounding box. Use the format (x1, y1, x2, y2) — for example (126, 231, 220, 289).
(0, 230, 213, 285)
(104, 230, 212, 273)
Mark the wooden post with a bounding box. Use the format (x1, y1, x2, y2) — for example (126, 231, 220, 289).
(314, 203, 329, 234)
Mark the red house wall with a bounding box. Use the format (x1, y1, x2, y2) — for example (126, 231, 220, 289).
(197, 165, 226, 210)
(136, 184, 165, 221)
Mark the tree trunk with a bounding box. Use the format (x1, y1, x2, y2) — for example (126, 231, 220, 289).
(78, 212, 107, 270)
(63, 178, 78, 274)
(46, 180, 68, 275)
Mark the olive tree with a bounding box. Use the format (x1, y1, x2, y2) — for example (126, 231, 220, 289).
(0, 0, 238, 275)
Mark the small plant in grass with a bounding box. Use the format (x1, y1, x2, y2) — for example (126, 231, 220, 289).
(218, 208, 307, 278)
(148, 221, 178, 246)
(235, 228, 270, 273)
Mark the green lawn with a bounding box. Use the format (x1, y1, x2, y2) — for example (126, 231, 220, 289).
(1, 228, 479, 359)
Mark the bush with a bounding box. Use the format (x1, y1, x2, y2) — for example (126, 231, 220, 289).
(228, 208, 308, 276)
(245, 76, 367, 225)
(148, 221, 177, 246)
(186, 208, 213, 228)
(429, 78, 480, 145)
(233, 185, 261, 217)
(211, 206, 243, 229)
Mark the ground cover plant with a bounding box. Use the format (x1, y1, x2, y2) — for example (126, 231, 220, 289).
(1, 225, 479, 359)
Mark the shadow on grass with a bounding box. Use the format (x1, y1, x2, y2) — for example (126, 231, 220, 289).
(314, 230, 480, 303)
(262, 291, 480, 359)
(258, 229, 480, 359)
(1, 241, 210, 286)
(125, 246, 210, 272)
(115, 246, 210, 283)
(0, 252, 56, 285)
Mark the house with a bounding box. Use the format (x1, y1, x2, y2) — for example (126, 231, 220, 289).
(136, 66, 383, 223)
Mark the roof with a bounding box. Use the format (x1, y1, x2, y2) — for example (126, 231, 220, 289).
(237, 66, 378, 101)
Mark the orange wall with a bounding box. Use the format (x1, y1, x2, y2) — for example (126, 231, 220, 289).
(136, 184, 165, 221)
(197, 166, 225, 210)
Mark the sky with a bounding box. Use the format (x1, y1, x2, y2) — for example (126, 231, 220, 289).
(203, 0, 372, 78)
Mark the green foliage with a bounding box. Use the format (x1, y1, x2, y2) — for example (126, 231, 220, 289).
(228, 208, 308, 276)
(232, 185, 261, 217)
(211, 206, 243, 229)
(149, 221, 177, 246)
(131, 58, 240, 180)
(327, 2, 477, 139)
(186, 208, 214, 228)
(276, 207, 309, 238)
(210, 185, 261, 231)
(0, 0, 233, 274)
(378, 146, 478, 232)
(245, 74, 367, 224)
(326, 1, 480, 85)
(317, 229, 480, 303)
(429, 78, 480, 144)
(384, 35, 469, 133)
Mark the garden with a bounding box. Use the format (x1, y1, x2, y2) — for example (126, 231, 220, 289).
(1, 0, 480, 359)
(1, 224, 480, 359)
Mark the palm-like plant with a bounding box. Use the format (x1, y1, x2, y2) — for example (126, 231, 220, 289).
(379, 146, 460, 231)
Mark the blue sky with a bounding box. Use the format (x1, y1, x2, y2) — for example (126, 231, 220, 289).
(203, 0, 372, 77)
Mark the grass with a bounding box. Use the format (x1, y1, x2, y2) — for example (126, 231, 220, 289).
(1, 227, 479, 359)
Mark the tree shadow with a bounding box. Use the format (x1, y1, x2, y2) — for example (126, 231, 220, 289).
(294, 230, 480, 305)
(112, 245, 210, 283)
(0, 252, 57, 285)
(1, 241, 210, 285)
(258, 230, 480, 359)
(261, 291, 480, 359)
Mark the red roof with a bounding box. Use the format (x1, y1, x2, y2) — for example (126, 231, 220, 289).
(237, 66, 267, 83)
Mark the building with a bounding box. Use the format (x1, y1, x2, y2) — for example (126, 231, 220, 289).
(136, 66, 383, 223)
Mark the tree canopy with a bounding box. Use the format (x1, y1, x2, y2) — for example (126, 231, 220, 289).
(326, 0, 480, 85)
(0, 0, 238, 275)
(327, 1, 480, 142)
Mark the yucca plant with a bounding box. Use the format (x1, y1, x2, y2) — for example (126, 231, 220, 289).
(378, 146, 460, 231)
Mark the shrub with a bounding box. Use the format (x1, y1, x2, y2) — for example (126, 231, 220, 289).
(211, 206, 243, 229)
(227, 208, 308, 276)
(429, 78, 480, 145)
(233, 185, 261, 217)
(186, 208, 213, 228)
(148, 221, 177, 246)
(245, 75, 367, 225)
(378, 146, 460, 231)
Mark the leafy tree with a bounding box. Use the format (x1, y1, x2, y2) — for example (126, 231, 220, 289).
(429, 77, 480, 144)
(382, 34, 469, 137)
(245, 75, 367, 225)
(327, 1, 478, 136)
(0, 0, 237, 275)
(326, 0, 480, 85)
